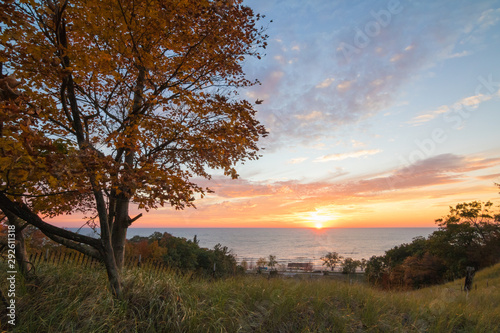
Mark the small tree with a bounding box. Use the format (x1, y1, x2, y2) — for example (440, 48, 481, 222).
(365, 255, 387, 284)
(321, 252, 343, 271)
(267, 255, 277, 271)
(359, 258, 367, 272)
(342, 257, 360, 274)
(256, 257, 267, 272)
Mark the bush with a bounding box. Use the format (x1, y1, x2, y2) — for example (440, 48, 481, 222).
(127, 232, 239, 278)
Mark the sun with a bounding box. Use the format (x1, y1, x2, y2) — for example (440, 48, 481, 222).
(308, 211, 331, 229)
(299, 208, 340, 229)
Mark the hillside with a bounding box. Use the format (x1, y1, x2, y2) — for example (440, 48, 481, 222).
(1, 262, 499, 332)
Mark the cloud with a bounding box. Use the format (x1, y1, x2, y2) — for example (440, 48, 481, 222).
(351, 139, 365, 148)
(143, 153, 500, 227)
(408, 93, 495, 125)
(445, 50, 470, 59)
(476, 173, 500, 180)
(206, 154, 499, 203)
(477, 8, 500, 30)
(315, 149, 382, 162)
(380, 154, 500, 191)
(294, 111, 323, 121)
(315, 77, 335, 88)
(288, 157, 308, 164)
(336, 80, 354, 92)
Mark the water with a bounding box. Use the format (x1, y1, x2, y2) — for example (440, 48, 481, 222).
(72, 227, 436, 269)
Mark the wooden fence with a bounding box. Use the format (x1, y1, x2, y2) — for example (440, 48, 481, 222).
(27, 249, 169, 274)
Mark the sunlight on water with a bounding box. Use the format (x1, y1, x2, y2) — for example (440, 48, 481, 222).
(71, 227, 437, 269)
(133, 227, 436, 269)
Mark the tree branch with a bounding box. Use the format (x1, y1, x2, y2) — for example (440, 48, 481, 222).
(0, 192, 101, 248)
(128, 213, 142, 226)
(48, 234, 101, 260)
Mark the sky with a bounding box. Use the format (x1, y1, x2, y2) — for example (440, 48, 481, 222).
(57, 0, 500, 229)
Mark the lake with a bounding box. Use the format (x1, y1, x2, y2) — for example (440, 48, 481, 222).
(73, 227, 437, 269)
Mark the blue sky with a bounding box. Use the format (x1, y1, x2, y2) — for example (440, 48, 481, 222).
(56, 0, 500, 228)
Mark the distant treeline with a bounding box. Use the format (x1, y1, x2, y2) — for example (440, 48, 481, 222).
(365, 201, 500, 289)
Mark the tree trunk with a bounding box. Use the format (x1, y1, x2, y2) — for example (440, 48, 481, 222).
(101, 242, 122, 299)
(112, 194, 130, 270)
(110, 67, 145, 270)
(93, 188, 123, 299)
(12, 219, 31, 277)
(4, 211, 31, 277)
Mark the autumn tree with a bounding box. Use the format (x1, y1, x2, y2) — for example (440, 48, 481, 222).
(0, 0, 267, 298)
(256, 257, 267, 270)
(321, 251, 343, 271)
(401, 253, 446, 289)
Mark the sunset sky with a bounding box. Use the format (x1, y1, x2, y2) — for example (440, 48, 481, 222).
(57, 0, 500, 229)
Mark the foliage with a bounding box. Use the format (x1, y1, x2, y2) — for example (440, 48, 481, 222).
(365, 255, 386, 285)
(366, 201, 500, 289)
(256, 257, 266, 268)
(341, 257, 360, 274)
(267, 254, 277, 271)
(359, 258, 367, 271)
(127, 232, 238, 278)
(0, 0, 268, 296)
(320, 251, 343, 271)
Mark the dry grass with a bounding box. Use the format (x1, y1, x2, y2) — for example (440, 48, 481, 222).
(1, 261, 499, 332)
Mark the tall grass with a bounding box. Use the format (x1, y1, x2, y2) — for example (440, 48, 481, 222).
(1, 261, 499, 332)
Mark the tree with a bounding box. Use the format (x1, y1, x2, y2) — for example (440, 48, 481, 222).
(321, 252, 343, 271)
(401, 253, 446, 289)
(342, 257, 360, 275)
(435, 201, 500, 245)
(365, 255, 387, 285)
(359, 258, 367, 272)
(267, 254, 277, 271)
(432, 201, 500, 277)
(0, 0, 267, 298)
(256, 257, 267, 272)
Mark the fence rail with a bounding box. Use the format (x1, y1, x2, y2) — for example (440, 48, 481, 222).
(26, 249, 169, 274)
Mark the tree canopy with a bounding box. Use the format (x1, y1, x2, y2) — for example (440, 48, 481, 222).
(0, 0, 267, 297)
(321, 251, 343, 271)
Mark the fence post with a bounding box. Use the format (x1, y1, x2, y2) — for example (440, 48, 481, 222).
(464, 266, 475, 292)
(85, 255, 91, 268)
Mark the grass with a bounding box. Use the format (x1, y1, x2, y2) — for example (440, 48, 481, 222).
(1, 262, 499, 332)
